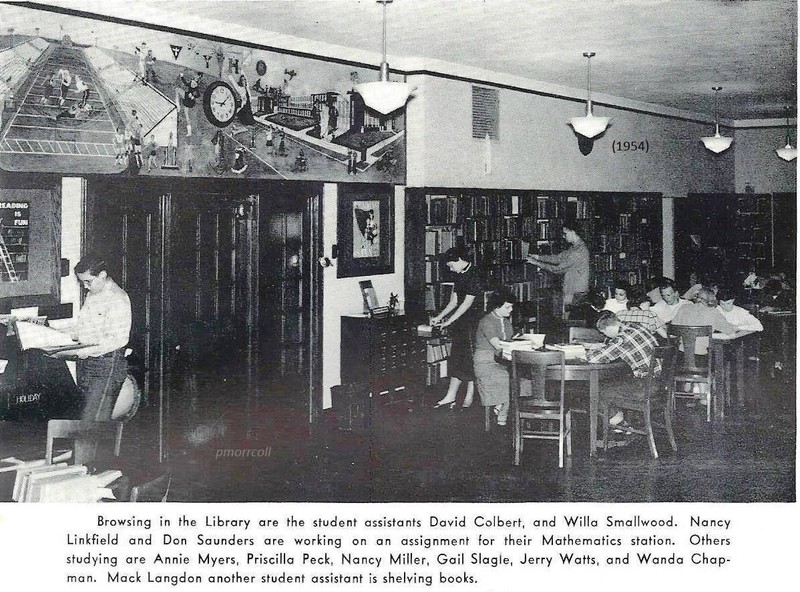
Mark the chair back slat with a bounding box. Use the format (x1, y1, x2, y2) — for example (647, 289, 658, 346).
(569, 327, 605, 343)
(667, 324, 713, 373)
(647, 344, 676, 402)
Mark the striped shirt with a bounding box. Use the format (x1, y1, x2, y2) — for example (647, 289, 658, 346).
(616, 307, 664, 335)
(75, 278, 131, 357)
(586, 323, 659, 378)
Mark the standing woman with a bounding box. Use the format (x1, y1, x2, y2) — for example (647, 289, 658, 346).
(430, 247, 484, 409)
(474, 291, 516, 426)
(64, 255, 132, 421)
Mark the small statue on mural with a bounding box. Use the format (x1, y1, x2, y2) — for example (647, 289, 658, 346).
(74, 75, 90, 110)
(388, 293, 399, 313)
(231, 146, 248, 174)
(40, 72, 58, 105)
(291, 149, 308, 173)
(57, 68, 71, 106)
(145, 135, 158, 172)
(162, 131, 179, 170)
(145, 49, 158, 84)
(114, 126, 127, 166)
(177, 71, 203, 137)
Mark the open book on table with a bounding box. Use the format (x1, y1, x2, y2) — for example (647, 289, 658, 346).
(13, 321, 96, 354)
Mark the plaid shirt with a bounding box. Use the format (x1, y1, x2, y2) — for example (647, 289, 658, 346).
(616, 308, 664, 335)
(586, 322, 659, 378)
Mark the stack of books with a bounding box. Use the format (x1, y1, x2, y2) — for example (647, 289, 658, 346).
(2, 455, 122, 502)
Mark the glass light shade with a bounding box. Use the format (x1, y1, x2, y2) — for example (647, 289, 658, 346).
(354, 80, 414, 115)
(569, 112, 610, 139)
(700, 125, 733, 154)
(775, 143, 797, 162)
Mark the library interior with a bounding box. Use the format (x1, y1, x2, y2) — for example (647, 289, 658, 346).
(0, 0, 796, 503)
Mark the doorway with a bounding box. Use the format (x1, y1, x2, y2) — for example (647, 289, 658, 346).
(86, 178, 322, 461)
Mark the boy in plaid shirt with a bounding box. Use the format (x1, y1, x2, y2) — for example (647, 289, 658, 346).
(586, 311, 660, 428)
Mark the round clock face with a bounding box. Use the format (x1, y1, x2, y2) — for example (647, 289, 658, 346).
(203, 81, 239, 127)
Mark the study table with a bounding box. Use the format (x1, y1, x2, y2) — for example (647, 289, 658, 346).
(709, 330, 759, 420)
(542, 359, 630, 457)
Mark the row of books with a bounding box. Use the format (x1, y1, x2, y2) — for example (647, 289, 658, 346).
(426, 338, 452, 363)
(425, 227, 458, 255)
(593, 253, 651, 273)
(427, 193, 572, 224)
(426, 360, 448, 386)
(595, 233, 653, 254)
(3, 455, 121, 502)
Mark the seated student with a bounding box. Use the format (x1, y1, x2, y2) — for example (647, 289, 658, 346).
(473, 290, 516, 427)
(670, 287, 736, 355)
(586, 311, 661, 428)
(759, 278, 795, 312)
(603, 280, 630, 313)
(651, 278, 688, 325)
(616, 286, 666, 337)
(715, 288, 763, 332)
(645, 276, 666, 305)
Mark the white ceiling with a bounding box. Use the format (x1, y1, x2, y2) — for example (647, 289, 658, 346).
(32, 0, 800, 120)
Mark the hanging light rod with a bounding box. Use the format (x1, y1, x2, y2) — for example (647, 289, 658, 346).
(775, 105, 797, 162)
(569, 51, 610, 139)
(700, 86, 733, 154)
(354, 0, 415, 115)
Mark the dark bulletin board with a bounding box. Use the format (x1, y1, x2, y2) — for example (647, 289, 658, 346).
(0, 188, 60, 305)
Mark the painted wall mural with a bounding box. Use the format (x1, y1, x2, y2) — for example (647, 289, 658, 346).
(0, 4, 406, 183)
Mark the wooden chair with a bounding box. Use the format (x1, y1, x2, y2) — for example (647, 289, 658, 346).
(510, 350, 572, 468)
(667, 324, 714, 422)
(569, 326, 605, 343)
(599, 345, 677, 459)
(130, 472, 172, 502)
(45, 420, 123, 466)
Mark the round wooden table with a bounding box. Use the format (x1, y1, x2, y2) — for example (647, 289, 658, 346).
(543, 359, 630, 457)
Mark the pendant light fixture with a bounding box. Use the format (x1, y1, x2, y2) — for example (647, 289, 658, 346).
(354, 0, 414, 115)
(569, 52, 610, 139)
(775, 105, 797, 162)
(700, 86, 733, 154)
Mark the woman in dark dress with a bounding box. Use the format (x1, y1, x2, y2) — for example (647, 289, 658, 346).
(430, 247, 484, 409)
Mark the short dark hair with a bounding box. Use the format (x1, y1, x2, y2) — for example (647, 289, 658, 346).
(74, 254, 109, 276)
(613, 279, 631, 294)
(595, 310, 620, 332)
(658, 277, 676, 291)
(562, 222, 581, 234)
(715, 287, 736, 302)
(487, 289, 516, 311)
(441, 246, 468, 263)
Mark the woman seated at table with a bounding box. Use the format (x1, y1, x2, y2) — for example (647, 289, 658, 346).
(585, 311, 661, 428)
(473, 290, 516, 427)
(602, 280, 631, 313)
(715, 287, 763, 332)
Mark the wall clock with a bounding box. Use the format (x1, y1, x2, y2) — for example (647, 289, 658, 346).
(202, 80, 241, 127)
(255, 60, 267, 76)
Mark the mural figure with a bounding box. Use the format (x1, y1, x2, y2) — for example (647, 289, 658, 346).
(177, 71, 202, 136)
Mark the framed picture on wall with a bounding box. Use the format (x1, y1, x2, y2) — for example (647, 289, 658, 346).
(337, 185, 394, 278)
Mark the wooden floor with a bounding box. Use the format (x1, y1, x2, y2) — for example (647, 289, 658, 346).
(1, 367, 795, 503)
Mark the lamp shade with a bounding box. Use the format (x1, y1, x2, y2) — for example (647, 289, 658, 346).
(700, 125, 733, 154)
(776, 143, 798, 161)
(355, 80, 414, 115)
(569, 112, 610, 139)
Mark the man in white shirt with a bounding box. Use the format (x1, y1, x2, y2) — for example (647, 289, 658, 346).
(715, 288, 763, 332)
(651, 278, 687, 325)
